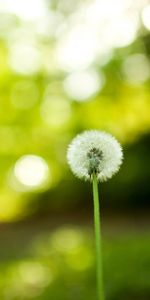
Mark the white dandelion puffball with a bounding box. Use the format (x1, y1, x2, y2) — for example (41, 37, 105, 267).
(67, 130, 123, 182)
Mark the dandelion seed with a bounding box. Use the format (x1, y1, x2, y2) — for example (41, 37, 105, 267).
(67, 130, 123, 182)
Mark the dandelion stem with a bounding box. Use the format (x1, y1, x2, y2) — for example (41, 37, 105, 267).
(92, 172, 105, 300)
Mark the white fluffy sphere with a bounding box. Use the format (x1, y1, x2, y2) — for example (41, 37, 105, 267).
(67, 130, 123, 182)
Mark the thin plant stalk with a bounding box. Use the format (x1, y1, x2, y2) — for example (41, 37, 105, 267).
(67, 130, 123, 298)
(92, 172, 105, 300)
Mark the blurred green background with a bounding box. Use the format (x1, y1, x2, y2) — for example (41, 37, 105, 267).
(0, 0, 150, 299)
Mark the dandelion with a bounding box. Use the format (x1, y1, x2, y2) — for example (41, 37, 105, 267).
(67, 130, 123, 300)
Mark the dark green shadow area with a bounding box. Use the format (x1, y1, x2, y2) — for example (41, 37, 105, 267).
(0, 217, 149, 300)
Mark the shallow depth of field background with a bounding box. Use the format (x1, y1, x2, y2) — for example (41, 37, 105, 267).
(0, 0, 150, 299)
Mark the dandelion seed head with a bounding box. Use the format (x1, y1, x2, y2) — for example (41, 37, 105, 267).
(67, 130, 123, 182)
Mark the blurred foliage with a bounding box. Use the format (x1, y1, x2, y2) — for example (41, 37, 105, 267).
(0, 224, 149, 300)
(0, 0, 150, 221)
(0, 1, 150, 299)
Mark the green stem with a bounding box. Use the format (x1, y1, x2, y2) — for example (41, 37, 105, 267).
(92, 172, 105, 300)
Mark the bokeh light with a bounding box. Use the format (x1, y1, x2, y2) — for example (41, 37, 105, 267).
(56, 25, 99, 71)
(18, 261, 53, 287)
(13, 155, 50, 191)
(142, 4, 150, 30)
(0, 0, 149, 299)
(63, 70, 104, 101)
(0, 0, 47, 21)
(122, 53, 150, 84)
(106, 16, 138, 48)
(51, 227, 83, 253)
(9, 42, 42, 75)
